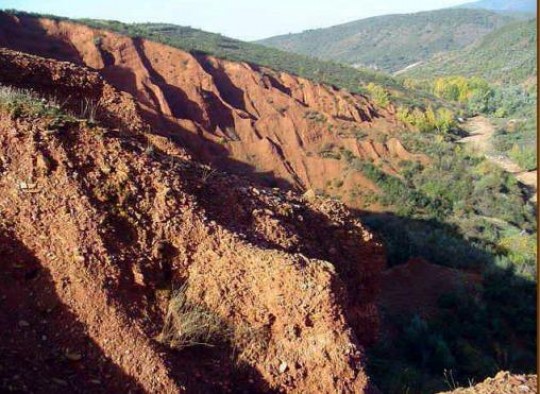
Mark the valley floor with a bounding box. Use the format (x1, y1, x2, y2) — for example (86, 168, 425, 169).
(460, 116, 537, 202)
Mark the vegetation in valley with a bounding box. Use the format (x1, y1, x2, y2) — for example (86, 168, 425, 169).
(257, 9, 515, 73)
(493, 116, 537, 170)
(402, 17, 537, 172)
(356, 133, 536, 275)
(401, 73, 537, 172)
(340, 22, 537, 385)
(369, 267, 536, 393)
(347, 125, 537, 393)
(339, 91, 536, 392)
(356, 15, 537, 393)
(396, 105, 456, 133)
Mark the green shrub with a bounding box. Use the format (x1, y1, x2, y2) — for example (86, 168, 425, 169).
(366, 83, 390, 107)
(396, 105, 456, 133)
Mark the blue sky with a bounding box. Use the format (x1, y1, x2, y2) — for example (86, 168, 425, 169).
(2, 0, 469, 40)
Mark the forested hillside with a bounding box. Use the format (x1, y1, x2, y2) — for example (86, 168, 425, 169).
(257, 9, 515, 73)
(403, 18, 537, 84)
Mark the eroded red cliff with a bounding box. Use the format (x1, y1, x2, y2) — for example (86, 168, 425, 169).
(0, 45, 385, 393)
(0, 13, 426, 208)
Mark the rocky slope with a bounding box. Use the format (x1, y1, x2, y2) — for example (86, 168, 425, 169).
(0, 46, 387, 393)
(438, 371, 537, 394)
(0, 12, 428, 209)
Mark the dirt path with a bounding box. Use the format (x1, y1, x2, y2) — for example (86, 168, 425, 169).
(460, 116, 537, 202)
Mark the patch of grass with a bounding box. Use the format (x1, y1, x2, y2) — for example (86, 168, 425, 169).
(156, 284, 271, 367)
(79, 98, 100, 125)
(0, 85, 104, 129)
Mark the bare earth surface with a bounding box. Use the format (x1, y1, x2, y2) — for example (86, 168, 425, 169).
(439, 371, 538, 394)
(461, 116, 537, 202)
(378, 258, 480, 319)
(0, 46, 386, 393)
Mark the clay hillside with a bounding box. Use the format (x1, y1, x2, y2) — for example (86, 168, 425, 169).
(0, 12, 392, 394)
(0, 13, 430, 210)
(0, 11, 536, 394)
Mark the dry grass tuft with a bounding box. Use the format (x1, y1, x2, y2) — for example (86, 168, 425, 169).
(157, 284, 228, 350)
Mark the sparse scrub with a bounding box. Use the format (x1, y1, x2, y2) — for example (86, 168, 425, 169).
(304, 110, 327, 123)
(0, 85, 63, 118)
(492, 116, 537, 171)
(508, 143, 537, 171)
(275, 105, 288, 115)
(319, 143, 341, 159)
(339, 148, 355, 164)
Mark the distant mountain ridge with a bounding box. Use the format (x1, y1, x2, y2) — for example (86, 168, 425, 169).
(257, 9, 516, 73)
(457, 0, 537, 13)
(402, 18, 537, 85)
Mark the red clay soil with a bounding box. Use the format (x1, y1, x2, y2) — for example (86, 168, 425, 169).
(0, 48, 385, 393)
(438, 371, 538, 394)
(377, 258, 480, 319)
(0, 13, 427, 209)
